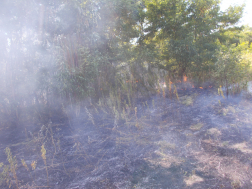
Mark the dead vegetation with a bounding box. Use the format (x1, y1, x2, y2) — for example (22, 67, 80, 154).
(0, 87, 252, 188)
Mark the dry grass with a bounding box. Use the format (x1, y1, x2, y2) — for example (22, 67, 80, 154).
(190, 123, 203, 131)
(184, 174, 204, 186)
(231, 142, 252, 154)
(145, 151, 184, 169)
(223, 105, 236, 116)
(207, 128, 222, 139)
(157, 141, 176, 150)
(180, 95, 193, 106)
(193, 139, 252, 188)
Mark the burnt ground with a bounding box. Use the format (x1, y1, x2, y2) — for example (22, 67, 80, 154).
(1, 88, 252, 189)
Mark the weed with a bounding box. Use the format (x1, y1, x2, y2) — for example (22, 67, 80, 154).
(0, 164, 11, 188)
(222, 141, 229, 147)
(207, 128, 221, 139)
(162, 86, 166, 98)
(85, 106, 95, 126)
(31, 161, 37, 170)
(113, 106, 120, 128)
(186, 142, 192, 147)
(173, 85, 179, 101)
(122, 108, 126, 121)
(41, 144, 49, 186)
(181, 96, 193, 106)
(218, 86, 225, 99)
(21, 159, 29, 171)
(231, 180, 241, 189)
(5, 147, 18, 189)
(157, 81, 161, 95)
(145, 101, 150, 111)
(222, 106, 236, 116)
(48, 121, 57, 154)
(192, 169, 195, 175)
(57, 139, 61, 152)
(0, 162, 6, 185)
(228, 106, 236, 113)
(190, 123, 203, 131)
(168, 78, 172, 99)
(185, 174, 204, 186)
(157, 141, 176, 150)
(135, 107, 140, 129)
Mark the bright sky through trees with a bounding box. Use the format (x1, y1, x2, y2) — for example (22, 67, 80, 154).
(221, 0, 252, 26)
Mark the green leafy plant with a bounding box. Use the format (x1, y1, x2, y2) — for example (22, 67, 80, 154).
(214, 43, 251, 96)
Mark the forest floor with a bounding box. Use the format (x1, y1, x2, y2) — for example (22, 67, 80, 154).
(1, 88, 252, 189)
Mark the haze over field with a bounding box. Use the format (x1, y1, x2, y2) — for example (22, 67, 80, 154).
(0, 0, 252, 188)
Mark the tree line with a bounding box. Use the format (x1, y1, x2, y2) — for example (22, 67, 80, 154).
(0, 0, 251, 126)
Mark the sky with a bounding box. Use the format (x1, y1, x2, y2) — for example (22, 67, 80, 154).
(220, 0, 252, 27)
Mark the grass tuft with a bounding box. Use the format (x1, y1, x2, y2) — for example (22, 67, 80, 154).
(190, 123, 203, 131)
(181, 96, 193, 106)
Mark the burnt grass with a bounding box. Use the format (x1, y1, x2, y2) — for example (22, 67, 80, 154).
(1, 88, 252, 189)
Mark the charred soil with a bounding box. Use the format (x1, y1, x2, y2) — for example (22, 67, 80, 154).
(1, 88, 252, 189)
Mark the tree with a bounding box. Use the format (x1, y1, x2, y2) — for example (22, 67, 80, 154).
(214, 42, 251, 95)
(139, 0, 244, 82)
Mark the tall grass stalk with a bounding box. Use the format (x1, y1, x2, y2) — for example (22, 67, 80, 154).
(41, 144, 49, 186)
(5, 147, 18, 189)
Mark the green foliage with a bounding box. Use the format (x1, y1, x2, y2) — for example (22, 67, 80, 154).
(140, 0, 245, 80)
(0, 0, 251, 130)
(213, 42, 251, 94)
(0, 2, 252, 188)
